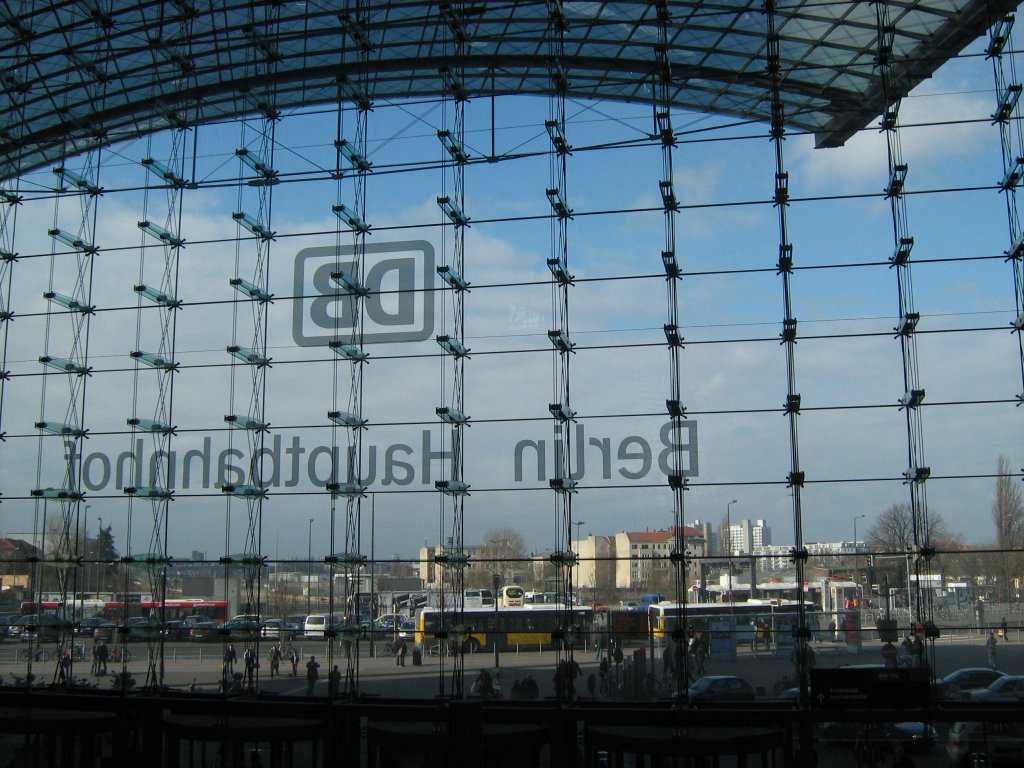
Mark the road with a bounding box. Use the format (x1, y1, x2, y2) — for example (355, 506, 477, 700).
(3, 631, 1019, 766)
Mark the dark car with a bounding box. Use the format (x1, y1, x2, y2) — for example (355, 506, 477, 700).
(18, 613, 70, 643)
(74, 617, 106, 637)
(686, 676, 756, 703)
(93, 623, 119, 643)
(936, 668, 1007, 699)
(123, 617, 161, 642)
(822, 721, 938, 753)
(189, 621, 221, 643)
(221, 618, 259, 641)
(966, 674, 1024, 701)
(161, 620, 192, 642)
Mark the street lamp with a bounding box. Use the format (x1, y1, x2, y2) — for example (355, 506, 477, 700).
(83, 504, 91, 600)
(853, 514, 866, 588)
(95, 515, 103, 596)
(725, 500, 737, 603)
(307, 518, 314, 615)
(572, 521, 585, 605)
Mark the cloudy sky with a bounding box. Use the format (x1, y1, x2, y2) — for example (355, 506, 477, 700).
(0, 35, 1019, 568)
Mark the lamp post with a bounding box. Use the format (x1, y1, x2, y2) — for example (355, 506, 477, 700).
(83, 505, 91, 601)
(725, 500, 737, 603)
(307, 518, 313, 615)
(572, 521, 585, 605)
(96, 515, 102, 596)
(853, 514, 866, 588)
(491, 571, 501, 670)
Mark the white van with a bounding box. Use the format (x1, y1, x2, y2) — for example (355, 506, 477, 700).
(303, 613, 341, 638)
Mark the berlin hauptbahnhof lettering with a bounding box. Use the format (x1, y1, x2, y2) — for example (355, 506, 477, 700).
(64, 421, 698, 492)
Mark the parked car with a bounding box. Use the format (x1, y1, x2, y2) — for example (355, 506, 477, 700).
(935, 668, 1008, 699)
(92, 623, 119, 643)
(8, 616, 29, 638)
(822, 721, 938, 752)
(221, 618, 259, 640)
(123, 617, 161, 642)
(948, 720, 1024, 766)
(373, 614, 403, 633)
(161, 620, 193, 642)
(260, 618, 293, 641)
(965, 674, 1024, 701)
(189, 621, 221, 643)
(304, 614, 342, 639)
(18, 613, 70, 643)
(74, 617, 106, 637)
(284, 615, 306, 635)
(397, 620, 417, 641)
(686, 676, 756, 703)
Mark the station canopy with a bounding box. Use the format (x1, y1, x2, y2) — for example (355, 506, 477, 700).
(0, 0, 1017, 180)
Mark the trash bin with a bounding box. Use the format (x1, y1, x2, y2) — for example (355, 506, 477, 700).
(412, 647, 422, 666)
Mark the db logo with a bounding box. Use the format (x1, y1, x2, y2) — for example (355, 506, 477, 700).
(292, 240, 435, 347)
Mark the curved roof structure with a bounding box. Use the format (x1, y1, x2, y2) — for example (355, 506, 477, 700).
(0, 0, 1016, 180)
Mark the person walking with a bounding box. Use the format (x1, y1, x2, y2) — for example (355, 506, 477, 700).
(395, 636, 407, 667)
(243, 644, 258, 690)
(305, 655, 320, 695)
(986, 631, 998, 669)
(269, 644, 281, 677)
(1001, 616, 1009, 642)
(97, 640, 109, 676)
(289, 647, 299, 677)
(224, 643, 237, 677)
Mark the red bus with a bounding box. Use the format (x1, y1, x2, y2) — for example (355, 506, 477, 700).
(23, 597, 229, 624)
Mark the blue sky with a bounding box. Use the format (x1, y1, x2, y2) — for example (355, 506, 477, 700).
(0, 37, 1019, 565)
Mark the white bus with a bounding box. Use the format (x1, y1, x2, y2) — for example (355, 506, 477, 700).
(463, 589, 494, 609)
(499, 585, 525, 608)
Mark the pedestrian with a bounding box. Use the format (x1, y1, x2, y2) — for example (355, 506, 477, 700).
(1001, 616, 1009, 642)
(328, 664, 342, 696)
(471, 668, 494, 698)
(91, 642, 99, 676)
(986, 631, 998, 669)
(305, 655, 320, 695)
(97, 640, 108, 675)
(395, 636, 407, 667)
(289, 647, 299, 677)
(243, 644, 258, 689)
(269, 644, 281, 677)
(881, 641, 897, 669)
(521, 673, 539, 700)
(224, 643, 237, 677)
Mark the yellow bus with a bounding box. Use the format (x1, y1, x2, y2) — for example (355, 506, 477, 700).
(418, 605, 592, 653)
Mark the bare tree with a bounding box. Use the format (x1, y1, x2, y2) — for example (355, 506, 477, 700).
(866, 502, 950, 553)
(481, 528, 526, 586)
(992, 455, 1024, 601)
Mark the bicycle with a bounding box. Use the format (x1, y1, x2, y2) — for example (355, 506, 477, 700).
(17, 647, 52, 663)
(110, 647, 133, 663)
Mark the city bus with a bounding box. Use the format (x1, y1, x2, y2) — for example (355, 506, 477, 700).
(647, 600, 817, 646)
(498, 585, 525, 607)
(418, 605, 593, 653)
(21, 597, 230, 624)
